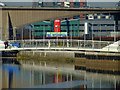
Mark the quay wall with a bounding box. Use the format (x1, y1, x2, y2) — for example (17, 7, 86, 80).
(17, 50, 120, 74)
(17, 51, 75, 62)
(18, 51, 74, 58)
(18, 50, 120, 60)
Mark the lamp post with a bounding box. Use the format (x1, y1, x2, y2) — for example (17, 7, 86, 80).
(66, 19, 69, 48)
(43, 25, 45, 47)
(92, 23, 94, 49)
(21, 27, 24, 48)
(57, 25, 58, 47)
(100, 24, 101, 48)
(114, 21, 116, 42)
(71, 24, 72, 47)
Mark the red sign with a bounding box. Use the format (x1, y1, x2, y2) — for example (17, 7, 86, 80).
(54, 19, 61, 32)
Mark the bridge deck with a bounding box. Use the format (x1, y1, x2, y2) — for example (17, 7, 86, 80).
(1, 40, 120, 53)
(0, 47, 119, 53)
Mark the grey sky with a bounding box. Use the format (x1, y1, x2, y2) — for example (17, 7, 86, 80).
(1, 0, 120, 2)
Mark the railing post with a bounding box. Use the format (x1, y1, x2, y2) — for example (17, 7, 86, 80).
(108, 42, 109, 51)
(36, 40, 37, 49)
(48, 40, 50, 48)
(67, 40, 69, 47)
(92, 40, 94, 49)
(63, 40, 64, 49)
(78, 40, 79, 49)
(23, 40, 24, 49)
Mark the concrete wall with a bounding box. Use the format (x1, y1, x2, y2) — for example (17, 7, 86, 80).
(18, 51, 75, 59)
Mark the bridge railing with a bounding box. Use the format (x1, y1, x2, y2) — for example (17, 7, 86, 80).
(8, 39, 114, 49)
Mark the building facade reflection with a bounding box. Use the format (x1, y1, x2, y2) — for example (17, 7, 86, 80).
(2, 64, 120, 88)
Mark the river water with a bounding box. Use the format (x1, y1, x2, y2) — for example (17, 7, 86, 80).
(0, 60, 120, 89)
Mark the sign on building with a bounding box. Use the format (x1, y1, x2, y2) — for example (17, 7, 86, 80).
(54, 19, 61, 32)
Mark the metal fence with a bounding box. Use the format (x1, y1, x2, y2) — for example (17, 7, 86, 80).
(8, 39, 114, 49)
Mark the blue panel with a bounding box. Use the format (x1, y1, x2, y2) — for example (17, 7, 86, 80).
(11, 43, 19, 47)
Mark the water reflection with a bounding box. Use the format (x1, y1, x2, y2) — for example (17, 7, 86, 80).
(2, 63, 120, 88)
(2, 58, 20, 64)
(0, 62, 2, 90)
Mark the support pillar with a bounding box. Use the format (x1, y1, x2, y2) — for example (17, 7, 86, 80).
(0, 8, 2, 40)
(2, 13, 9, 40)
(13, 27, 16, 40)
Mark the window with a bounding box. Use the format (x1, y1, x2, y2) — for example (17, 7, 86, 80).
(93, 24, 99, 26)
(61, 24, 67, 26)
(34, 30, 40, 32)
(101, 16, 105, 19)
(34, 25, 40, 27)
(101, 24, 114, 26)
(79, 24, 84, 26)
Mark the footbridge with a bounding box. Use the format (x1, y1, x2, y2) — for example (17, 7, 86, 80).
(1, 39, 120, 53)
(0, 7, 120, 40)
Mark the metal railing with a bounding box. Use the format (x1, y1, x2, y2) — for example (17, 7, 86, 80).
(8, 39, 114, 50)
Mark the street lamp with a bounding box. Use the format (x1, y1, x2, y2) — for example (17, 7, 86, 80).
(71, 24, 72, 47)
(91, 23, 94, 49)
(57, 25, 58, 47)
(99, 24, 102, 48)
(43, 25, 45, 47)
(114, 21, 116, 42)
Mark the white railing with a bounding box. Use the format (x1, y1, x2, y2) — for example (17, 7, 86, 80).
(8, 39, 114, 50)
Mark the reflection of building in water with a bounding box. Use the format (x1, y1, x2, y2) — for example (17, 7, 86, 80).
(0, 64, 2, 89)
(2, 64, 120, 88)
(54, 71, 73, 83)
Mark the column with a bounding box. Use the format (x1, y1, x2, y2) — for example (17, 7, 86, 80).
(13, 27, 16, 40)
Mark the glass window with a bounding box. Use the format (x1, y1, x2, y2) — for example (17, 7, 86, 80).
(93, 24, 99, 26)
(101, 16, 105, 19)
(79, 24, 84, 26)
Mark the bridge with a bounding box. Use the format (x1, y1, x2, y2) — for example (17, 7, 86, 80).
(0, 7, 120, 40)
(0, 39, 120, 53)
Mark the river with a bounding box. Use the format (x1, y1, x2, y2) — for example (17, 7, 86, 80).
(0, 59, 120, 89)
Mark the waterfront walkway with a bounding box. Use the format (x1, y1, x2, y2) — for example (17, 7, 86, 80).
(0, 40, 120, 53)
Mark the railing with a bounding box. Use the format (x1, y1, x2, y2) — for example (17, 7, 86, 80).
(8, 39, 114, 50)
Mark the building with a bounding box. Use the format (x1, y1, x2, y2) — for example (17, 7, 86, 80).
(31, 13, 120, 40)
(15, 1, 120, 41)
(16, 25, 33, 40)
